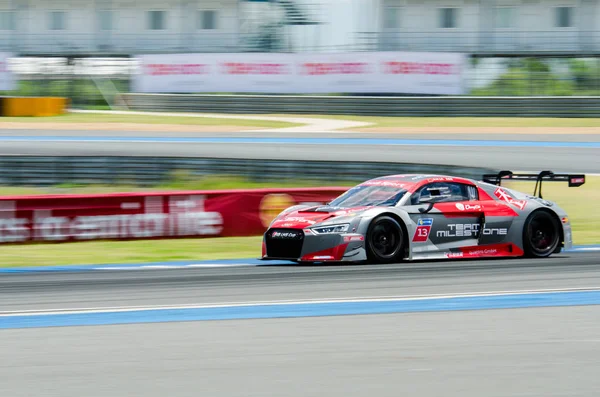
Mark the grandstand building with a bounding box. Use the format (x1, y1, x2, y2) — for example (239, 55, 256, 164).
(0, 0, 597, 56)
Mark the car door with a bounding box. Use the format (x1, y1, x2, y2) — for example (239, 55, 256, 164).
(403, 181, 484, 252)
(474, 186, 520, 246)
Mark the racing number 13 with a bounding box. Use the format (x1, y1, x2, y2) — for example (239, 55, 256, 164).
(413, 218, 433, 243)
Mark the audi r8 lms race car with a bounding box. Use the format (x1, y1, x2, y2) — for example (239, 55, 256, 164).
(261, 170, 585, 264)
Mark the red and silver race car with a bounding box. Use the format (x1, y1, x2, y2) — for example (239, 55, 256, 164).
(261, 171, 585, 264)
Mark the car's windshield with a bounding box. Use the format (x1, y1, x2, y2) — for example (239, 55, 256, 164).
(329, 185, 408, 208)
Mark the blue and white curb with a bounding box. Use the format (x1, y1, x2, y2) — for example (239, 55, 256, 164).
(0, 258, 292, 273)
(2, 289, 600, 329)
(570, 245, 600, 252)
(0, 245, 598, 274)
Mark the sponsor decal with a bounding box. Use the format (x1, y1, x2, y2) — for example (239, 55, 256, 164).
(436, 224, 507, 238)
(418, 218, 433, 226)
(426, 177, 454, 182)
(445, 243, 523, 259)
(413, 218, 433, 242)
(470, 248, 498, 255)
(259, 193, 296, 228)
(494, 188, 527, 210)
(280, 217, 317, 225)
(455, 203, 481, 211)
(571, 177, 585, 184)
(446, 248, 498, 258)
(270, 230, 303, 240)
(300, 243, 349, 261)
(343, 235, 365, 243)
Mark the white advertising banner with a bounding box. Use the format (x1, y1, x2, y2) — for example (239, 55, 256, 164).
(0, 52, 15, 91)
(133, 51, 466, 95)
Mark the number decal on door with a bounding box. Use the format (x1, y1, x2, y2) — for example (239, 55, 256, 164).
(413, 218, 433, 242)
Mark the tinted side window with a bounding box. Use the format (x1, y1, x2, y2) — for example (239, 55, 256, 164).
(411, 182, 477, 205)
(466, 185, 479, 201)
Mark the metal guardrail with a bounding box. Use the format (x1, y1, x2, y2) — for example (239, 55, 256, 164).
(0, 156, 495, 187)
(120, 94, 600, 117)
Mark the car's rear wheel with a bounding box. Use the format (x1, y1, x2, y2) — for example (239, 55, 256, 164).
(366, 216, 404, 264)
(523, 210, 561, 258)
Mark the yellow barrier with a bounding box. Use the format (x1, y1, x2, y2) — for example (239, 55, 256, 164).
(3, 97, 30, 117)
(1, 97, 68, 117)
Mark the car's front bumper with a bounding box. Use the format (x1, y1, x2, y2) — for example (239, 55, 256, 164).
(262, 228, 367, 262)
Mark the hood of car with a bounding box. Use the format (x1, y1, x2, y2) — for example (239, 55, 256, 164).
(269, 205, 371, 229)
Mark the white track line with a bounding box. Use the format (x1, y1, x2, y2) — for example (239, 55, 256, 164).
(3, 287, 599, 317)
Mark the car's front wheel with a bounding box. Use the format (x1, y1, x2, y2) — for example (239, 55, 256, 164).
(366, 215, 405, 264)
(523, 210, 561, 258)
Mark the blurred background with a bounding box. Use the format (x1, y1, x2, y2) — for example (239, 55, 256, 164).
(0, 0, 599, 107)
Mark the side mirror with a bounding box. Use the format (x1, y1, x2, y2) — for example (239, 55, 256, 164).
(418, 203, 434, 213)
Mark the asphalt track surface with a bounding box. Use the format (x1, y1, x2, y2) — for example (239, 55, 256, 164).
(2, 127, 600, 395)
(1, 129, 599, 172)
(2, 253, 600, 311)
(2, 253, 600, 397)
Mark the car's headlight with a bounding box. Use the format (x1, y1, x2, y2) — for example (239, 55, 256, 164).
(311, 224, 350, 234)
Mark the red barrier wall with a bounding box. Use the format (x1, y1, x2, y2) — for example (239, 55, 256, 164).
(0, 188, 347, 244)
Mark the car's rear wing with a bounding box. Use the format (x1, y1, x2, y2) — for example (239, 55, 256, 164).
(482, 170, 585, 199)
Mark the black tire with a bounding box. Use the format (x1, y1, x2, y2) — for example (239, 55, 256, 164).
(366, 216, 405, 264)
(523, 210, 561, 258)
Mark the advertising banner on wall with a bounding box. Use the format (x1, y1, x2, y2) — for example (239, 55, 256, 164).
(133, 51, 466, 95)
(0, 52, 15, 91)
(0, 188, 346, 244)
